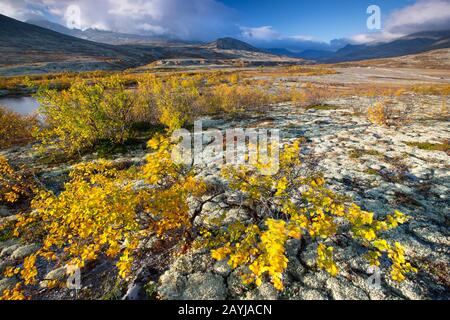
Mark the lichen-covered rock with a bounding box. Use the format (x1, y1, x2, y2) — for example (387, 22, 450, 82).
(286, 283, 329, 300)
(245, 283, 278, 300)
(171, 250, 212, 275)
(326, 277, 370, 300)
(286, 258, 305, 281)
(45, 267, 67, 281)
(181, 272, 227, 300)
(11, 244, 40, 260)
(158, 270, 227, 300)
(299, 243, 318, 269)
(0, 244, 21, 258)
(0, 277, 18, 293)
(0, 205, 11, 217)
(158, 271, 187, 300)
(40, 266, 67, 288)
(227, 267, 250, 298)
(213, 260, 231, 277)
(300, 271, 329, 290)
(285, 239, 301, 257)
(0, 239, 19, 251)
(385, 278, 426, 300)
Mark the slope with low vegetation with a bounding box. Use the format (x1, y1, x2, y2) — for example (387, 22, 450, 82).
(0, 67, 448, 300)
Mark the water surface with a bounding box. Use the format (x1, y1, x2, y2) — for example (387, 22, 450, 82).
(0, 96, 40, 115)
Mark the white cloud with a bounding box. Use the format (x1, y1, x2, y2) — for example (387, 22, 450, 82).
(0, 0, 238, 40)
(2, 0, 448, 45)
(349, 0, 450, 44)
(138, 23, 168, 35)
(386, 0, 450, 34)
(349, 32, 402, 44)
(289, 35, 315, 42)
(240, 26, 281, 40)
(0, 0, 48, 20)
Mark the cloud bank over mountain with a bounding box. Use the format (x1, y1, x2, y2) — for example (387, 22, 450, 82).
(1, 0, 449, 46)
(0, 0, 239, 41)
(350, 0, 450, 43)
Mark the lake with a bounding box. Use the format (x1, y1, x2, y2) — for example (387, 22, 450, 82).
(0, 96, 40, 115)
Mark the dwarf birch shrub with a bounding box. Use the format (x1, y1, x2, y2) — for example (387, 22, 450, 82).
(367, 101, 388, 126)
(2, 136, 416, 299)
(210, 84, 271, 113)
(0, 156, 37, 205)
(206, 140, 416, 290)
(34, 75, 139, 156)
(3, 134, 206, 299)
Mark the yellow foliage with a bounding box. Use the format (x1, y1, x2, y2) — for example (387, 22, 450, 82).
(210, 84, 271, 113)
(209, 139, 416, 290)
(11, 134, 207, 294)
(367, 102, 387, 126)
(0, 283, 28, 300)
(34, 75, 141, 156)
(0, 156, 36, 205)
(317, 243, 338, 276)
(388, 242, 418, 282)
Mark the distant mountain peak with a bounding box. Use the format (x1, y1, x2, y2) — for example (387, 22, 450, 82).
(25, 18, 181, 45)
(207, 37, 262, 52)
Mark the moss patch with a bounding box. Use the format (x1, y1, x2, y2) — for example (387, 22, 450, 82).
(349, 148, 383, 159)
(404, 141, 449, 153)
(306, 104, 340, 111)
(364, 168, 379, 175)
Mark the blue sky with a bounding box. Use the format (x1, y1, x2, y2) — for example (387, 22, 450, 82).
(1, 0, 449, 48)
(219, 0, 416, 41)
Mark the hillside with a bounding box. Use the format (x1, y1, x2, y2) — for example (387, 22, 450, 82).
(206, 37, 262, 52)
(0, 14, 157, 75)
(332, 48, 450, 70)
(0, 15, 305, 75)
(26, 19, 187, 46)
(319, 30, 450, 63)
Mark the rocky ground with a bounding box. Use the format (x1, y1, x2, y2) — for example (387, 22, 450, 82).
(0, 94, 449, 300)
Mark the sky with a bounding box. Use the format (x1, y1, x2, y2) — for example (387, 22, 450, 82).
(219, 0, 415, 41)
(1, 0, 450, 50)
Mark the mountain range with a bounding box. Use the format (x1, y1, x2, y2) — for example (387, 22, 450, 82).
(1, 14, 450, 76)
(27, 18, 450, 64)
(268, 30, 450, 62)
(26, 19, 192, 46)
(1, 14, 298, 75)
(0, 14, 158, 72)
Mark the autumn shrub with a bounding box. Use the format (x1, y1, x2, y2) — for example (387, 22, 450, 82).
(205, 140, 416, 290)
(0, 72, 113, 94)
(0, 156, 36, 205)
(206, 71, 231, 86)
(0, 106, 37, 150)
(411, 84, 450, 96)
(367, 101, 388, 126)
(229, 73, 240, 85)
(2, 135, 417, 299)
(154, 76, 202, 130)
(209, 84, 272, 113)
(285, 66, 337, 76)
(34, 75, 140, 156)
(3, 134, 206, 299)
(289, 83, 333, 107)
